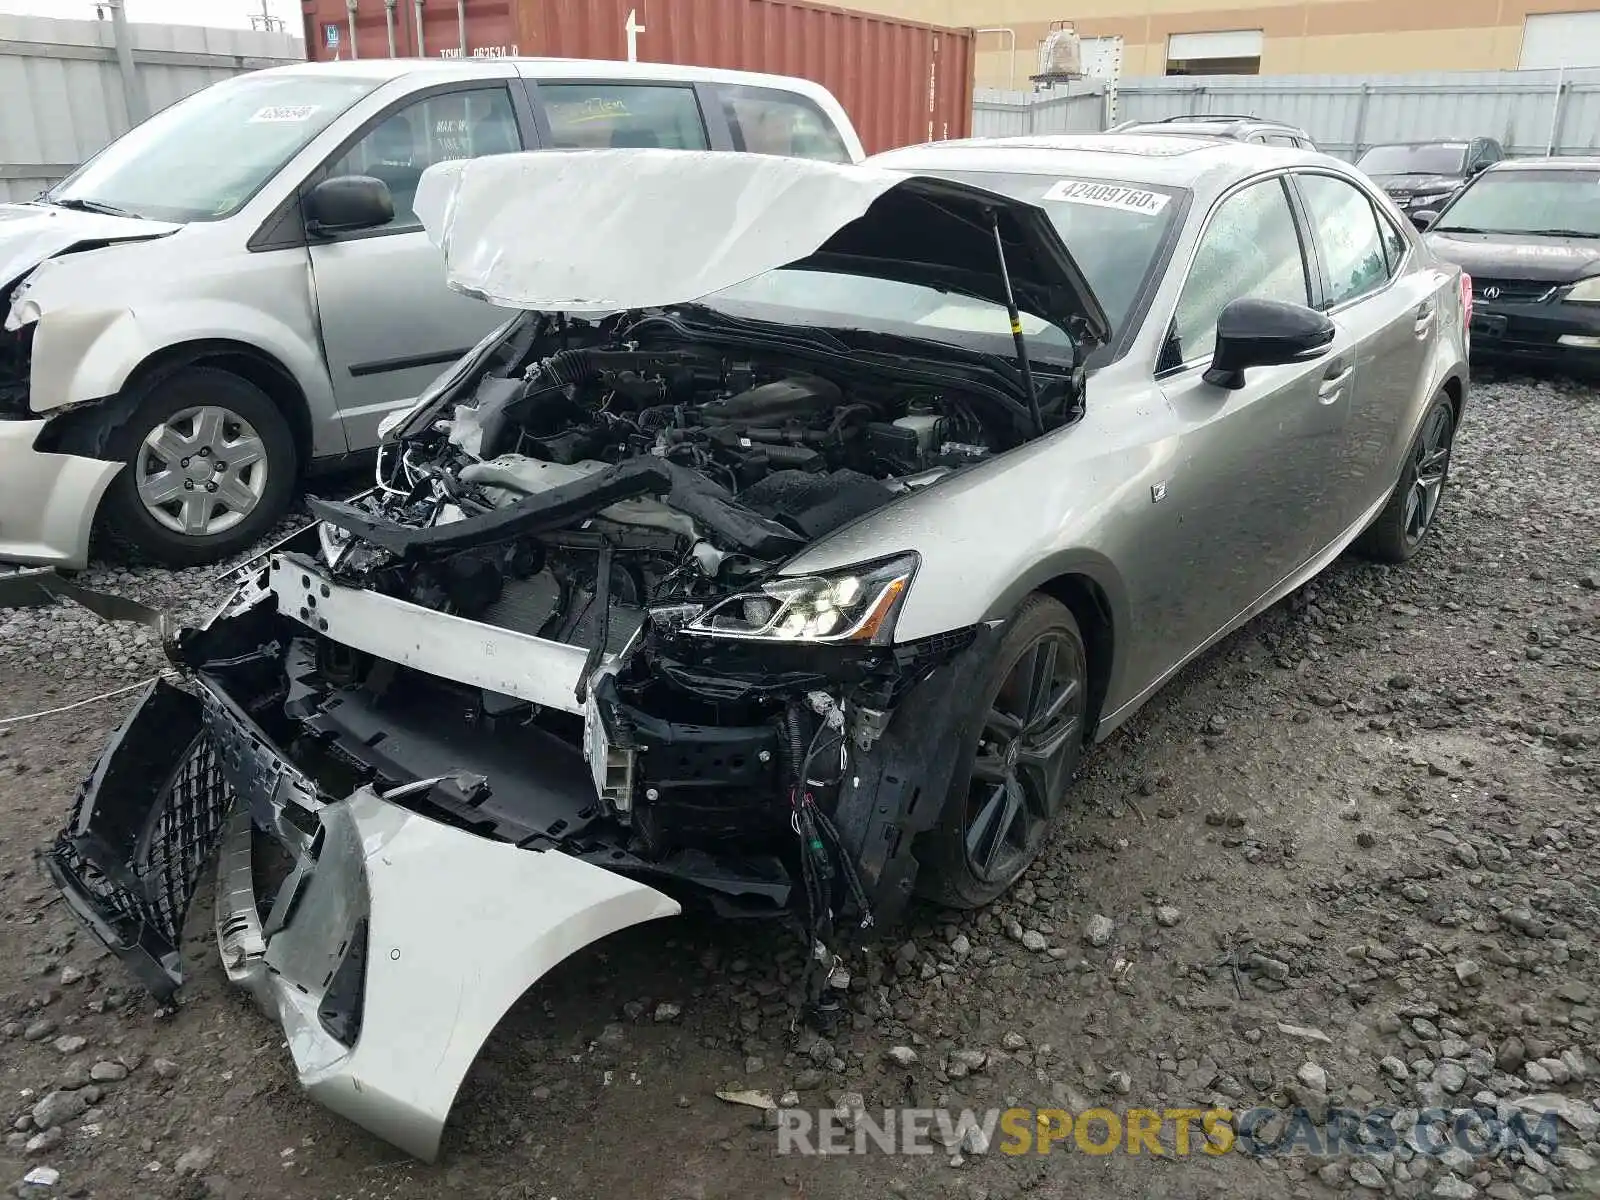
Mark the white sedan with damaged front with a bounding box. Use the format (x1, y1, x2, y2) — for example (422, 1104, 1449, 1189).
(44, 137, 1468, 1160)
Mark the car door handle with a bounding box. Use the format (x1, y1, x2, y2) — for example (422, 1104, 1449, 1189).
(1317, 358, 1352, 404)
(1414, 300, 1436, 337)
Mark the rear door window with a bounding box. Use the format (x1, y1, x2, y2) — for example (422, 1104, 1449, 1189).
(538, 83, 708, 149)
(1296, 173, 1392, 306)
(1376, 202, 1409, 272)
(715, 84, 851, 162)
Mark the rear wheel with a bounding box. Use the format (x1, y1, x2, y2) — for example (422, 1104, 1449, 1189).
(99, 367, 297, 566)
(915, 595, 1088, 909)
(1355, 391, 1455, 564)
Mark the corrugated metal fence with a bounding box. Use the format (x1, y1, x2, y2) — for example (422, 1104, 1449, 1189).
(975, 67, 1600, 162)
(0, 14, 305, 203)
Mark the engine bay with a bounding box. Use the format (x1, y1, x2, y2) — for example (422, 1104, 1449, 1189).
(315, 308, 1083, 637)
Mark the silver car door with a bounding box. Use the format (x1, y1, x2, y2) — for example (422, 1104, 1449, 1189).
(307, 79, 531, 452)
(1291, 171, 1438, 538)
(1150, 175, 1357, 654)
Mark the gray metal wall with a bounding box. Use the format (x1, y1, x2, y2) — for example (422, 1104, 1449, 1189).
(974, 68, 1600, 163)
(0, 14, 305, 203)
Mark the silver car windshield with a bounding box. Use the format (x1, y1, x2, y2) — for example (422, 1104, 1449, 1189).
(47, 73, 383, 224)
(703, 170, 1180, 349)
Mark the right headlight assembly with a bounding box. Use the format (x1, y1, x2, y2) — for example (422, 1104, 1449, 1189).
(685, 553, 919, 646)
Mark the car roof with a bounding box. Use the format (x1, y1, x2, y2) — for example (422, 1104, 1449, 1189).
(1119, 116, 1306, 137)
(253, 55, 840, 98)
(1364, 139, 1472, 148)
(870, 133, 1334, 197)
(1487, 155, 1600, 171)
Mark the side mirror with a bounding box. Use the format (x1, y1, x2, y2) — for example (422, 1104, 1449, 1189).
(304, 175, 394, 236)
(1203, 297, 1336, 390)
(1411, 208, 1441, 231)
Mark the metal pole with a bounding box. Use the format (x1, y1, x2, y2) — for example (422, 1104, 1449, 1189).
(347, 0, 359, 59)
(103, 0, 146, 126)
(384, 0, 397, 57)
(457, 0, 466, 55)
(1546, 65, 1567, 156)
(975, 27, 1018, 92)
(414, 0, 425, 56)
(1351, 81, 1372, 161)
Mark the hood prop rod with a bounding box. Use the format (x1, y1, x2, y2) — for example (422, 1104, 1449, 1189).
(988, 207, 1045, 438)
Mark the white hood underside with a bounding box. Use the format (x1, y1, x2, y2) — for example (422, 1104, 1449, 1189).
(413, 149, 916, 312)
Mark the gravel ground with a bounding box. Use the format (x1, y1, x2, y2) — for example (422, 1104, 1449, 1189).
(0, 367, 1596, 1200)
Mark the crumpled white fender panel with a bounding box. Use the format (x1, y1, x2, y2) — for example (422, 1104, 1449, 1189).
(413, 148, 912, 312)
(226, 786, 680, 1161)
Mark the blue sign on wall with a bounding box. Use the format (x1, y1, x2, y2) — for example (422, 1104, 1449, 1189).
(324, 23, 341, 48)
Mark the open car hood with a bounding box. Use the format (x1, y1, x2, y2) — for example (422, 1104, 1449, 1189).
(414, 148, 1111, 347)
(0, 202, 178, 308)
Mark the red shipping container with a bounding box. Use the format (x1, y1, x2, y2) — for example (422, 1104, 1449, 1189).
(298, 0, 973, 153)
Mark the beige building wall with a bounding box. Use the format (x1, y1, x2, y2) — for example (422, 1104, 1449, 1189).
(856, 0, 1597, 92)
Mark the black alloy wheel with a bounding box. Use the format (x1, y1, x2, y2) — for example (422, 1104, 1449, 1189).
(1402, 400, 1454, 548)
(1356, 391, 1456, 563)
(918, 595, 1089, 908)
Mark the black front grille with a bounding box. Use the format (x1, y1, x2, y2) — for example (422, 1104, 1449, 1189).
(51, 734, 229, 944)
(43, 679, 234, 998)
(1474, 278, 1556, 304)
(143, 736, 230, 942)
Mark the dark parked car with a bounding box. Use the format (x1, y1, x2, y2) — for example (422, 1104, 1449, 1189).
(1110, 113, 1317, 150)
(1357, 138, 1503, 223)
(1420, 157, 1600, 369)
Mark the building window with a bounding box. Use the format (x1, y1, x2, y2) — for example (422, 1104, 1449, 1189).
(1166, 30, 1263, 76)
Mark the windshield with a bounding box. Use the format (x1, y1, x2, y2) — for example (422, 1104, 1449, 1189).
(702, 171, 1179, 356)
(47, 73, 382, 223)
(1357, 144, 1467, 176)
(1433, 169, 1600, 236)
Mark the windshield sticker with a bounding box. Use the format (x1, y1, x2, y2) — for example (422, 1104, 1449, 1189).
(1043, 180, 1170, 214)
(249, 105, 320, 123)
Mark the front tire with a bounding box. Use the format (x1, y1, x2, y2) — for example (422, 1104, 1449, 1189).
(99, 367, 298, 567)
(1355, 391, 1456, 564)
(915, 594, 1089, 909)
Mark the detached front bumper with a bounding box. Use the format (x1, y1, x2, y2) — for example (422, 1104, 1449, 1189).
(45, 675, 680, 1162)
(0, 418, 121, 568)
(1471, 298, 1600, 368)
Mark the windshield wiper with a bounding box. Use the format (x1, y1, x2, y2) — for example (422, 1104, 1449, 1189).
(1524, 228, 1600, 239)
(50, 197, 139, 219)
(1430, 226, 1495, 234)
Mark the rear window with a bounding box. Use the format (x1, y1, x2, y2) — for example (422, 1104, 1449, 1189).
(1357, 144, 1468, 175)
(539, 83, 708, 149)
(717, 84, 851, 163)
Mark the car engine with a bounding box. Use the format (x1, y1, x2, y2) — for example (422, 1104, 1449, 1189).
(315, 309, 1072, 642)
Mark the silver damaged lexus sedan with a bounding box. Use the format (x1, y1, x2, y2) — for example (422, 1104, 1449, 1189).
(46, 137, 1468, 1161)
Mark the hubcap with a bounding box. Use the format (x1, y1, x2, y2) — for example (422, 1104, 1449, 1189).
(1402, 403, 1453, 546)
(963, 633, 1084, 885)
(135, 405, 268, 537)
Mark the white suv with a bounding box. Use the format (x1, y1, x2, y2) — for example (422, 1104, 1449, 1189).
(0, 58, 862, 567)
